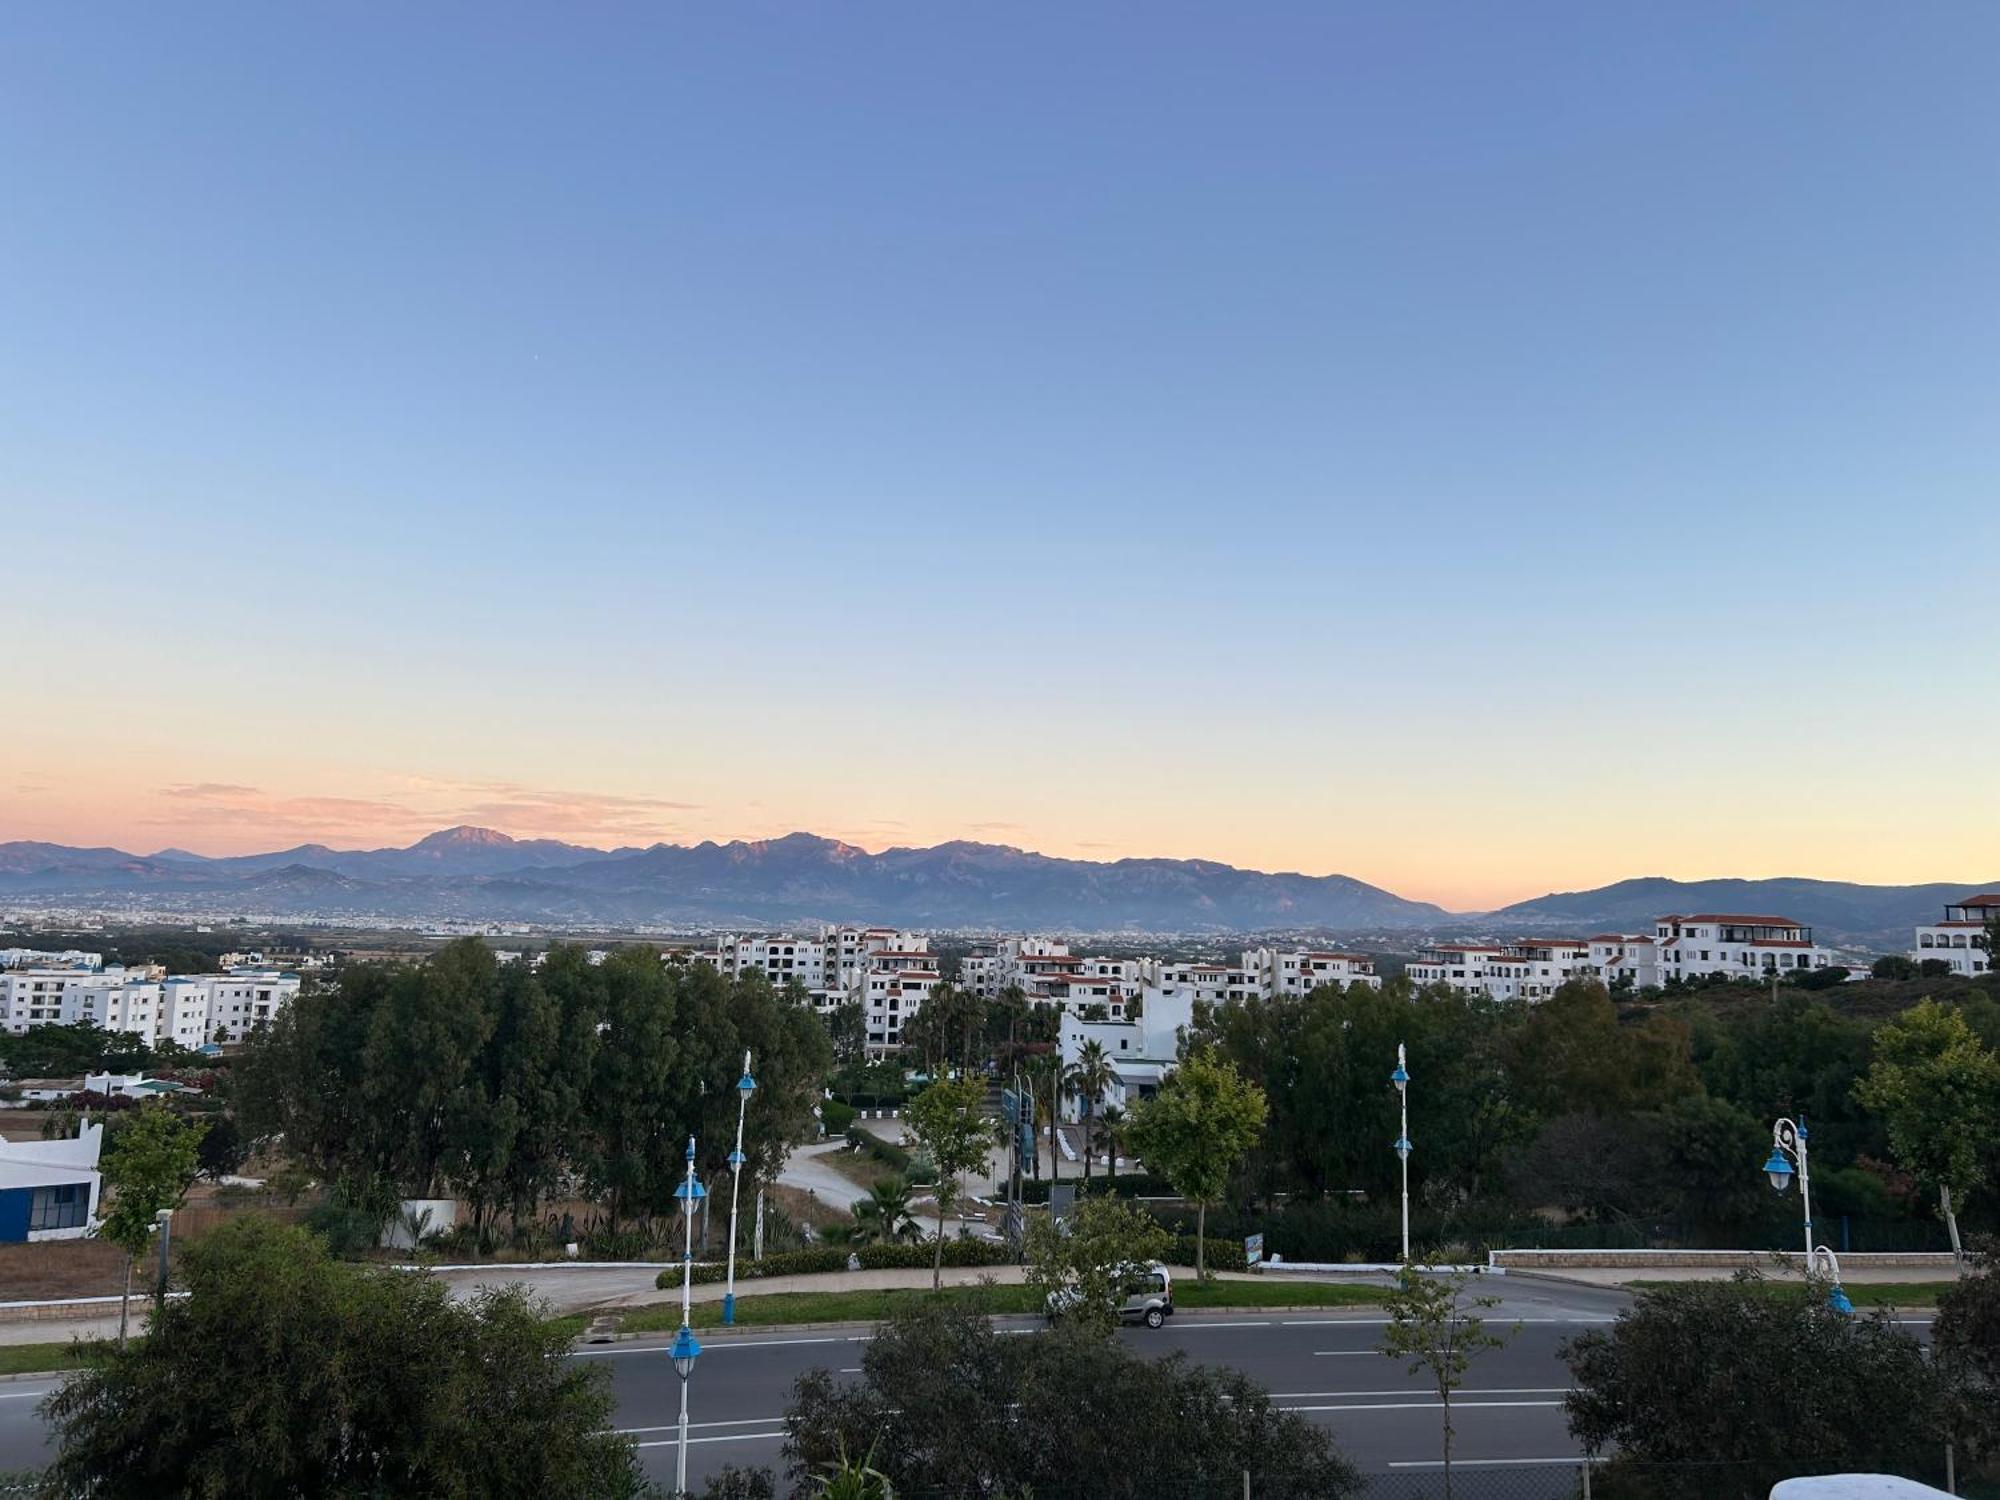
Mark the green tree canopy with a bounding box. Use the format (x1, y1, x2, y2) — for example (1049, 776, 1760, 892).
(37, 1217, 648, 1500)
(1024, 1194, 1173, 1334)
(1124, 1049, 1266, 1275)
(901, 1076, 996, 1288)
(782, 1299, 1362, 1500)
(1562, 1278, 1952, 1500)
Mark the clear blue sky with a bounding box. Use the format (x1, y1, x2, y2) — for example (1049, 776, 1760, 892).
(2, 4, 1995, 906)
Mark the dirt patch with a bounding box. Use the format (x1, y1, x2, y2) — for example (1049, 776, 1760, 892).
(0, 1238, 136, 1300)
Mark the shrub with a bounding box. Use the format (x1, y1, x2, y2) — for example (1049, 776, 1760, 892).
(821, 1099, 857, 1135)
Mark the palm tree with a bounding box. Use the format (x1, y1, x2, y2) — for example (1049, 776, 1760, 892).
(1096, 1104, 1126, 1188)
(1067, 1040, 1115, 1187)
(850, 1175, 921, 1245)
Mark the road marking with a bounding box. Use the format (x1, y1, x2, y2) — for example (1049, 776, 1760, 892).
(636, 1432, 787, 1449)
(838, 1367, 863, 1373)
(1313, 1350, 1378, 1357)
(0, 1391, 53, 1400)
(1281, 1399, 1562, 1413)
(1282, 1317, 1613, 1327)
(579, 1334, 852, 1355)
(1391, 1456, 1603, 1469)
(1272, 1389, 1567, 1400)
(1160, 1319, 1273, 1329)
(619, 1417, 787, 1436)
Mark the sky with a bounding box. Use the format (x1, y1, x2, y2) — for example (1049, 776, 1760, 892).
(1, 4, 1995, 911)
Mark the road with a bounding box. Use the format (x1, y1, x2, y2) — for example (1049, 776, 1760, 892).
(0, 1283, 1938, 1495)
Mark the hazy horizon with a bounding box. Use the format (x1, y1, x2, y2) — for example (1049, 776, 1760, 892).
(3, 4, 1994, 909)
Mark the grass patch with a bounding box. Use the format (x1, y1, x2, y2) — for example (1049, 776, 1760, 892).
(0, 1341, 90, 1378)
(594, 1275, 1386, 1337)
(1628, 1279, 1956, 1308)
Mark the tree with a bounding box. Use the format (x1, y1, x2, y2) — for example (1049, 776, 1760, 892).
(192, 1112, 244, 1181)
(1563, 1277, 1952, 1500)
(1124, 1051, 1267, 1275)
(781, 1299, 1363, 1499)
(901, 1076, 996, 1288)
(1067, 1039, 1115, 1188)
(1932, 1241, 2000, 1464)
(1872, 954, 1920, 981)
(1094, 1102, 1127, 1187)
(1023, 1194, 1172, 1334)
(850, 1176, 920, 1246)
(98, 1105, 207, 1346)
(1378, 1265, 1512, 1500)
(1854, 1000, 2000, 1259)
(38, 1217, 648, 1499)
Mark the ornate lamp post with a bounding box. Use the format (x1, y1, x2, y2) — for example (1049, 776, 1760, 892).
(1763, 1115, 1852, 1314)
(1391, 1044, 1412, 1264)
(724, 1050, 756, 1326)
(671, 1137, 708, 1495)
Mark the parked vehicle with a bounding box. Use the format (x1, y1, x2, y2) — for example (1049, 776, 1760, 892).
(1045, 1260, 1174, 1329)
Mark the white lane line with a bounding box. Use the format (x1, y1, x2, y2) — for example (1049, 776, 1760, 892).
(838, 1367, 863, 1373)
(1161, 1319, 1273, 1329)
(619, 1417, 788, 1436)
(1391, 1456, 1603, 1469)
(1313, 1350, 1378, 1357)
(580, 1334, 853, 1355)
(0, 1390, 55, 1400)
(1281, 1400, 1561, 1413)
(636, 1432, 786, 1449)
(1283, 1317, 1612, 1327)
(1272, 1389, 1567, 1400)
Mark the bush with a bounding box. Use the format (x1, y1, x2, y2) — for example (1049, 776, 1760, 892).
(848, 1128, 936, 1185)
(821, 1099, 857, 1135)
(1168, 1234, 1247, 1272)
(305, 1199, 389, 1256)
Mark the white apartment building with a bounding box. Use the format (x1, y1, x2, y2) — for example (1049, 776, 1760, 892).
(1409, 917, 1832, 1000)
(1587, 934, 1661, 990)
(1405, 943, 1510, 994)
(1238, 946, 1382, 996)
(700, 926, 935, 1056)
(1653, 914, 1835, 981)
(1912, 894, 1998, 976)
(960, 937, 1144, 1014)
(0, 966, 300, 1048)
(1056, 985, 1198, 1120)
(0, 949, 102, 972)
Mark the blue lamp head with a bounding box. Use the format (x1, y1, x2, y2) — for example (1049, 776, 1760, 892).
(670, 1323, 702, 1379)
(727, 1149, 746, 1167)
(1390, 1062, 1409, 1093)
(674, 1177, 708, 1207)
(738, 1070, 758, 1097)
(1394, 1136, 1412, 1160)
(1763, 1147, 1794, 1193)
(1827, 1284, 1854, 1317)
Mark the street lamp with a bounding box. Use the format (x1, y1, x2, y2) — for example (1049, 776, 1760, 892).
(724, 1050, 757, 1326)
(1762, 1116, 1852, 1315)
(1391, 1044, 1412, 1264)
(671, 1136, 708, 1496)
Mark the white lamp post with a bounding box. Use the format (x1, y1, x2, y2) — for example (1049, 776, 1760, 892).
(671, 1136, 707, 1496)
(1391, 1044, 1411, 1264)
(1762, 1115, 1852, 1314)
(724, 1050, 757, 1326)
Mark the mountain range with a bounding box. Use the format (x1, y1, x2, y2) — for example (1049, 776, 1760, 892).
(0, 827, 1989, 947)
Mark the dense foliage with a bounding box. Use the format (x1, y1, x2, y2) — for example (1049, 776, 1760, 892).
(1189, 974, 2000, 1246)
(38, 1217, 648, 1500)
(1562, 1277, 1954, 1499)
(775, 1299, 1364, 1499)
(233, 939, 830, 1238)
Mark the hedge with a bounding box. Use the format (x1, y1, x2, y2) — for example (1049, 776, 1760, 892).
(820, 1099, 857, 1134)
(846, 1128, 937, 1185)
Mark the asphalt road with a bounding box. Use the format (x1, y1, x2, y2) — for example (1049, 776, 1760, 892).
(0, 1283, 1938, 1496)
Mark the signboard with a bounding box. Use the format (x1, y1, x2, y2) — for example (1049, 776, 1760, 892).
(1050, 1184, 1077, 1222)
(1244, 1232, 1264, 1267)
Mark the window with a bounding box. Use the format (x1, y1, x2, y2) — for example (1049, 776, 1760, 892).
(29, 1182, 87, 1232)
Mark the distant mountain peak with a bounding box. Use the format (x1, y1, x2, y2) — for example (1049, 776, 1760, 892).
(412, 825, 516, 850)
